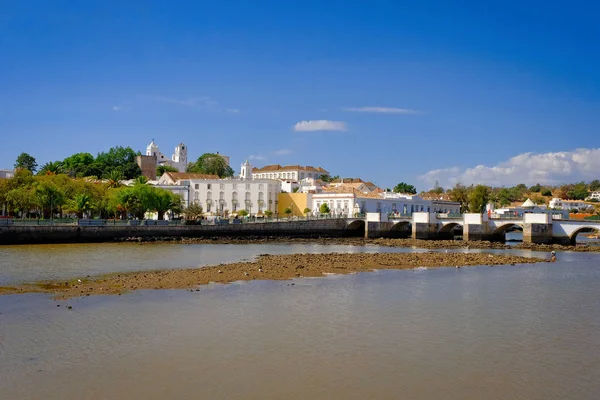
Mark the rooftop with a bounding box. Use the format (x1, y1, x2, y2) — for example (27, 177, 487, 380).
(252, 164, 329, 173)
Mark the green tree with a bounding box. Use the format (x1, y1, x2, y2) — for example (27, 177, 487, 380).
(135, 175, 149, 185)
(448, 183, 470, 213)
(96, 146, 142, 180)
(237, 210, 249, 217)
(432, 180, 445, 195)
(590, 180, 600, 192)
(38, 161, 63, 175)
(264, 210, 273, 218)
(182, 202, 204, 220)
(529, 183, 542, 192)
(393, 182, 417, 194)
(149, 188, 182, 220)
(319, 203, 330, 214)
(186, 153, 234, 178)
(14, 152, 38, 172)
(320, 175, 340, 183)
(567, 182, 589, 200)
(541, 188, 552, 197)
(284, 207, 292, 217)
(67, 193, 92, 219)
(156, 164, 179, 177)
(468, 185, 491, 213)
(105, 170, 123, 188)
(61, 152, 96, 177)
(303, 207, 311, 216)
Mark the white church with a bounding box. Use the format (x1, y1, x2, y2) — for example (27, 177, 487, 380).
(146, 140, 188, 172)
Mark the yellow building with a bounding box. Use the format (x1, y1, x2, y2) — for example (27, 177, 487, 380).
(277, 193, 312, 217)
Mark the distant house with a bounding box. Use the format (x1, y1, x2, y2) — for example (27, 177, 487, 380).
(586, 191, 600, 201)
(0, 169, 15, 179)
(549, 198, 594, 212)
(252, 164, 329, 180)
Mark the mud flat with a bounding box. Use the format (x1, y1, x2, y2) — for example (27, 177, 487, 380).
(116, 236, 600, 252)
(1, 252, 544, 298)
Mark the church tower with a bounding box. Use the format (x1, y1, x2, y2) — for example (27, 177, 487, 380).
(172, 143, 188, 169)
(240, 160, 252, 180)
(146, 140, 160, 158)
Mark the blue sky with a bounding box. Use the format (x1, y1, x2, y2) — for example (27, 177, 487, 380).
(2, 1, 599, 189)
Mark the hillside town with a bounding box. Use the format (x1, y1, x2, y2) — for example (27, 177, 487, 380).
(1, 140, 599, 221)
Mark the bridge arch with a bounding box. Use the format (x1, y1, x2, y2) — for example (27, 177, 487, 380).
(569, 226, 600, 245)
(388, 221, 411, 238)
(347, 219, 366, 237)
(439, 222, 462, 234)
(438, 222, 463, 240)
(492, 223, 523, 235)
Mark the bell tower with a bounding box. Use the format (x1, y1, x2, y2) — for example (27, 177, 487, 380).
(173, 143, 188, 169)
(240, 160, 252, 180)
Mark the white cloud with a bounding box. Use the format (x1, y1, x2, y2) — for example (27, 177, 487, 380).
(112, 105, 124, 112)
(420, 148, 600, 188)
(273, 148, 292, 156)
(249, 154, 266, 161)
(293, 120, 347, 132)
(226, 108, 240, 114)
(343, 106, 420, 114)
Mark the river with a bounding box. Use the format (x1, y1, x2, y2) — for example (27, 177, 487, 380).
(1, 242, 599, 399)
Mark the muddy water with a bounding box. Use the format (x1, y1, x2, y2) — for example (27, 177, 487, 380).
(1, 244, 599, 400)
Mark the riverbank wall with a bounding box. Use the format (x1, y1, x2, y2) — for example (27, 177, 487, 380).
(0, 219, 356, 245)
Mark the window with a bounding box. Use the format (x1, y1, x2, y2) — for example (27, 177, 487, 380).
(245, 184, 250, 190)
(194, 184, 199, 189)
(232, 192, 238, 200)
(233, 183, 237, 190)
(194, 192, 199, 201)
(206, 202, 211, 212)
(392, 203, 397, 211)
(207, 184, 212, 190)
(245, 192, 251, 201)
(207, 191, 212, 200)
(259, 184, 264, 190)
(219, 191, 224, 200)
(220, 183, 225, 190)
(376, 202, 382, 212)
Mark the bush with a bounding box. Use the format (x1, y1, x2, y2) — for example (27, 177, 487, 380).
(319, 203, 330, 214)
(238, 210, 248, 217)
(541, 189, 552, 196)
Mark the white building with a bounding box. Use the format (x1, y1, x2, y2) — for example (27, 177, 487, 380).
(156, 161, 281, 215)
(252, 164, 329, 180)
(311, 189, 460, 217)
(0, 169, 15, 179)
(586, 191, 600, 201)
(146, 140, 188, 172)
(549, 198, 594, 212)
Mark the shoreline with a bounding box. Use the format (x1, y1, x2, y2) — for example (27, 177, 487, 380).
(115, 235, 600, 252)
(0, 252, 545, 298)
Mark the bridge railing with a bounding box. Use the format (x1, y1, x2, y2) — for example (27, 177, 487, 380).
(435, 213, 463, 219)
(388, 213, 412, 219)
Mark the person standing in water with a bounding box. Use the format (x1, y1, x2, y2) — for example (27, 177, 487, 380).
(550, 251, 557, 262)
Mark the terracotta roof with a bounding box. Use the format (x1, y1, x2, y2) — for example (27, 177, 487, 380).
(165, 172, 220, 181)
(252, 164, 329, 173)
(331, 178, 365, 184)
(322, 186, 384, 199)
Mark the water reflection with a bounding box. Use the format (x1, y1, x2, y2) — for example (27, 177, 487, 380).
(1, 251, 599, 400)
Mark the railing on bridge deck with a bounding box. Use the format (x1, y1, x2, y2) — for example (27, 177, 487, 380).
(0, 214, 349, 227)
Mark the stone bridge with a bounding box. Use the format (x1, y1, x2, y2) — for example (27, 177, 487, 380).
(351, 212, 600, 244)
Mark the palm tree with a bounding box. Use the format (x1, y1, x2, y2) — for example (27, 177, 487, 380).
(135, 175, 148, 185)
(69, 193, 92, 219)
(105, 170, 123, 188)
(151, 190, 180, 220)
(38, 161, 63, 176)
